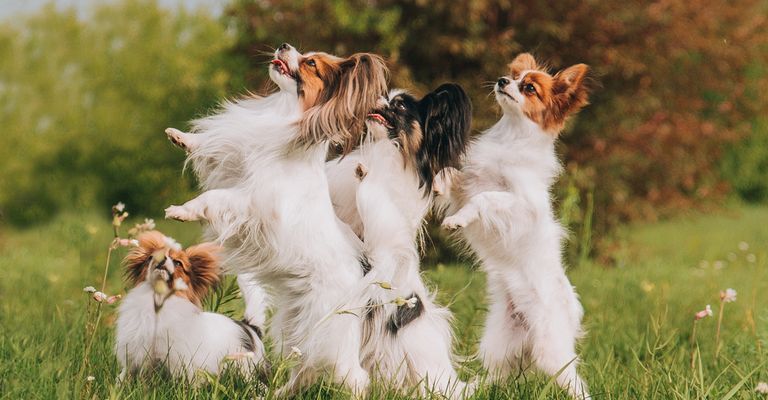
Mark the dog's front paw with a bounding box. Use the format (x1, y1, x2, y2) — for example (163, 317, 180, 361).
(441, 214, 468, 230)
(165, 205, 198, 222)
(165, 128, 193, 152)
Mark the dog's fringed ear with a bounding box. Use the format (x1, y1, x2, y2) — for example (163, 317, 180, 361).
(185, 242, 221, 303)
(300, 53, 388, 153)
(508, 53, 539, 79)
(553, 63, 591, 117)
(416, 83, 473, 195)
(123, 230, 167, 286)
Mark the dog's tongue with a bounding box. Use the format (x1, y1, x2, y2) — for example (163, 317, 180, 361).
(271, 59, 289, 75)
(367, 113, 387, 125)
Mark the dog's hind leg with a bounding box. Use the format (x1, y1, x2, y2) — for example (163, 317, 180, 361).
(479, 291, 530, 382)
(528, 303, 589, 399)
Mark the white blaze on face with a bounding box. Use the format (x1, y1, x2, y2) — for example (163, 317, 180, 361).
(269, 44, 300, 92)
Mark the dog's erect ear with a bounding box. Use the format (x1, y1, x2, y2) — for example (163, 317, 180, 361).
(508, 53, 539, 79)
(552, 63, 591, 117)
(185, 242, 221, 302)
(300, 53, 388, 153)
(123, 230, 167, 286)
(416, 83, 472, 194)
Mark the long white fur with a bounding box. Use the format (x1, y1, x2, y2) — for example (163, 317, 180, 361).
(164, 45, 370, 395)
(115, 282, 266, 383)
(164, 55, 301, 330)
(341, 114, 470, 398)
(440, 72, 589, 398)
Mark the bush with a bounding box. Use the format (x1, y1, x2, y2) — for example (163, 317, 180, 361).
(0, 0, 239, 226)
(227, 0, 768, 262)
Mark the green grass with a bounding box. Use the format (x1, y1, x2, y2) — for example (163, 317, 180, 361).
(1, 206, 767, 399)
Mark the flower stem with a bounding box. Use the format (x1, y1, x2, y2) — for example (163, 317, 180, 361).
(76, 241, 116, 396)
(715, 300, 725, 359)
(690, 320, 698, 370)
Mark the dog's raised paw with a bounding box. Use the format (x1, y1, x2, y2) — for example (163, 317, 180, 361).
(165, 128, 191, 152)
(441, 215, 466, 230)
(165, 205, 197, 222)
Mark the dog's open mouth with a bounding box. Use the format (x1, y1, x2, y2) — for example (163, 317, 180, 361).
(271, 58, 292, 77)
(497, 89, 518, 103)
(367, 113, 393, 128)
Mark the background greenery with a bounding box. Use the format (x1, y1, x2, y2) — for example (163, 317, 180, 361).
(1, 0, 767, 260)
(1, 204, 766, 398)
(1, 1, 768, 398)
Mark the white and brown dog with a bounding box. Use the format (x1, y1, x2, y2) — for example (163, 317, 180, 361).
(439, 53, 592, 398)
(339, 84, 473, 398)
(163, 44, 388, 395)
(115, 231, 267, 383)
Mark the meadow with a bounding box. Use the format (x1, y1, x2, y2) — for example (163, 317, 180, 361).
(1, 204, 766, 399)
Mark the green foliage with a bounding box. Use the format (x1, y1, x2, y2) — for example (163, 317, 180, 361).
(2, 205, 768, 398)
(0, 0, 239, 226)
(227, 0, 768, 261)
(722, 117, 768, 202)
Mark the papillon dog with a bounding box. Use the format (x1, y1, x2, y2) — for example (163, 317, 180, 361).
(439, 53, 591, 398)
(164, 44, 387, 329)
(163, 44, 388, 395)
(326, 84, 472, 397)
(115, 231, 267, 383)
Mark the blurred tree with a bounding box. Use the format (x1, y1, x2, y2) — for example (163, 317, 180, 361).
(0, 0, 239, 225)
(228, 0, 768, 262)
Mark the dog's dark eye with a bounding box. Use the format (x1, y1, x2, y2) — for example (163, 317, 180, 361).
(524, 83, 536, 94)
(395, 101, 406, 111)
(173, 259, 182, 268)
(306, 59, 316, 67)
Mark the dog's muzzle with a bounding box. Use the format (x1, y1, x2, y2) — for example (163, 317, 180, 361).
(150, 251, 174, 311)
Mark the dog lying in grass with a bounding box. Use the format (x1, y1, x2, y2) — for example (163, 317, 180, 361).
(115, 231, 267, 383)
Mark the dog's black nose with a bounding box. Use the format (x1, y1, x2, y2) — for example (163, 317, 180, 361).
(497, 77, 510, 88)
(279, 43, 290, 51)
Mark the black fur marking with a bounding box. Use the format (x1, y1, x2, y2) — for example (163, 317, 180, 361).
(359, 254, 373, 276)
(234, 319, 260, 351)
(369, 83, 472, 195)
(364, 299, 378, 321)
(415, 83, 473, 194)
(386, 293, 424, 334)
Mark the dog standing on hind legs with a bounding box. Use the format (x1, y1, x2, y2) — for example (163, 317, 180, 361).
(439, 53, 592, 398)
(349, 84, 473, 398)
(164, 43, 388, 396)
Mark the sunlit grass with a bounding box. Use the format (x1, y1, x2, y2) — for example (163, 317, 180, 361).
(1, 206, 766, 399)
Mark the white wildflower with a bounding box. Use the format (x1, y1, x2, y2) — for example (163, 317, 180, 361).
(289, 346, 303, 358)
(738, 241, 749, 251)
(756, 381, 768, 394)
(114, 202, 125, 213)
(720, 288, 737, 303)
(747, 254, 757, 263)
(405, 297, 418, 309)
(92, 291, 108, 302)
(86, 375, 95, 382)
(694, 304, 713, 320)
(713, 260, 725, 269)
(106, 294, 122, 304)
(83, 286, 96, 293)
